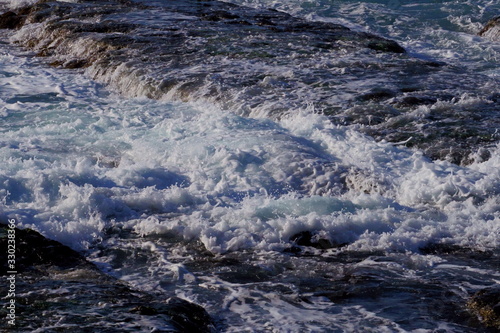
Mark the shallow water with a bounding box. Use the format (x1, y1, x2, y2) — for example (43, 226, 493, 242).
(0, 0, 499, 331)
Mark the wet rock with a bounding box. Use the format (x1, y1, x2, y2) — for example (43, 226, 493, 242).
(62, 58, 89, 69)
(419, 243, 494, 261)
(130, 297, 215, 333)
(419, 243, 467, 256)
(0, 11, 25, 29)
(0, 224, 214, 331)
(392, 95, 438, 107)
(47, 20, 136, 34)
(0, 224, 91, 273)
(289, 231, 345, 250)
(201, 10, 240, 22)
(283, 245, 302, 254)
(163, 297, 215, 333)
(468, 286, 500, 329)
(479, 16, 500, 41)
(216, 263, 273, 283)
(357, 88, 397, 102)
(2, 0, 498, 165)
(366, 38, 406, 53)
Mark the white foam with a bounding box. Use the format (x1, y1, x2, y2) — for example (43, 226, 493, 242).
(0, 40, 498, 256)
(1, 4, 498, 331)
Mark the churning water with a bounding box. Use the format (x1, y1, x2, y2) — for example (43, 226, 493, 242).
(0, 0, 499, 331)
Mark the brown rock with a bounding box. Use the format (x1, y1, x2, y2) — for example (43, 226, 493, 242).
(479, 16, 500, 41)
(467, 286, 500, 329)
(0, 11, 25, 29)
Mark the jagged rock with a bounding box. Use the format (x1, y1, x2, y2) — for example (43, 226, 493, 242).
(419, 243, 467, 255)
(419, 243, 494, 260)
(468, 286, 500, 329)
(479, 16, 500, 41)
(129, 297, 215, 332)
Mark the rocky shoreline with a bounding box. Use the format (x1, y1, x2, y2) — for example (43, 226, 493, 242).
(0, 0, 498, 165)
(2, 223, 500, 331)
(0, 223, 215, 332)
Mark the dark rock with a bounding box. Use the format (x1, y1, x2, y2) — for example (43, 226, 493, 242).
(201, 10, 240, 21)
(366, 39, 406, 53)
(419, 243, 466, 255)
(50, 58, 89, 69)
(392, 95, 438, 107)
(0, 224, 91, 274)
(468, 286, 500, 329)
(357, 88, 397, 102)
(0, 11, 25, 29)
(46, 20, 136, 34)
(290, 231, 341, 250)
(479, 16, 500, 41)
(283, 245, 302, 254)
(63, 58, 89, 69)
(291, 231, 317, 247)
(5, 0, 499, 165)
(130, 305, 159, 315)
(129, 298, 215, 332)
(0, 224, 214, 331)
(419, 243, 494, 261)
(216, 263, 272, 283)
(489, 93, 500, 103)
(164, 297, 215, 333)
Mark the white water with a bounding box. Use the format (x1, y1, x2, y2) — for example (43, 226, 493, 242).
(1, 36, 498, 254)
(1, 1, 499, 331)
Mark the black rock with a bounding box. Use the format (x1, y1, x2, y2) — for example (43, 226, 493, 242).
(419, 243, 467, 256)
(0, 223, 91, 274)
(0, 224, 215, 331)
(130, 297, 215, 332)
(164, 297, 215, 333)
(357, 88, 397, 102)
(290, 231, 341, 250)
(0, 11, 25, 29)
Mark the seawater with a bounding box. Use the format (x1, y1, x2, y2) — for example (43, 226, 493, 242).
(224, 0, 500, 73)
(0, 0, 499, 332)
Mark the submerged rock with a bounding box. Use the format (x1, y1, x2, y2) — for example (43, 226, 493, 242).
(479, 16, 500, 41)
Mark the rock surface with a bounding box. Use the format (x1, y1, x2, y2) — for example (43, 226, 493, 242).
(468, 286, 500, 330)
(0, 223, 215, 332)
(0, 0, 498, 166)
